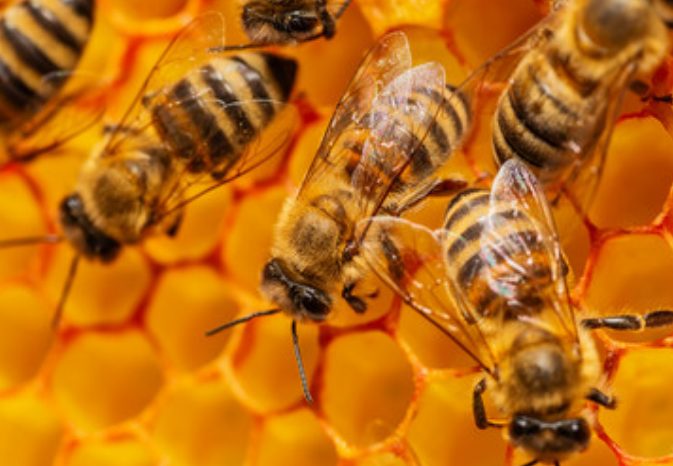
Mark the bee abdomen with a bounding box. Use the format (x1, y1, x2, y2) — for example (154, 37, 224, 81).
(493, 54, 590, 182)
(0, 0, 94, 122)
(151, 52, 297, 178)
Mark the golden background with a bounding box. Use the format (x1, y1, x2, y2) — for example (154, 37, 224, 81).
(0, 0, 673, 465)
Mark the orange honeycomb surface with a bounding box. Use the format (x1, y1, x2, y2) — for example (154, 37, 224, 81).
(0, 0, 673, 465)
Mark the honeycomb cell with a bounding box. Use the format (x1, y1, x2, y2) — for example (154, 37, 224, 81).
(256, 409, 338, 466)
(590, 117, 673, 229)
(225, 312, 319, 412)
(152, 378, 252, 466)
(146, 266, 238, 371)
(44, 246, 152, 327)
(0, 285, 52, 391)
(447, 0, 543, 69)
(408, 376, 505, 466)
(357, 0, 443, 35)
(356, 452, 409, 466)
(583, 234, 673, 342)
(600, 347, 673, 458)
(288, 117, 330, 188)
(222, 186, 287, 294)
(65, 437, 155, 466)
(144, 185, 232, 264)
(0, 394, 64, 466)
(0, 172, 48, 282)
(398, 303, 477, 369)
(322, 331, 414, 449)
(52, 330, 164, 432)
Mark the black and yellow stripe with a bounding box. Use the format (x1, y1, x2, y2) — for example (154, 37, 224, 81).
(0, 0, 94, 124)
(150, 51, 297, 178)
(492, 17, 609, 184)
(331, 83, 470, 204)
(443, 189, 553, 319)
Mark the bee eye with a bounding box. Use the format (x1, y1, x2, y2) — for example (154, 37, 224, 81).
(294, 286, 329, 319)
(510, 415, 540, 438)
(559, 419, 590, 444)
(286, 12, 317, 33)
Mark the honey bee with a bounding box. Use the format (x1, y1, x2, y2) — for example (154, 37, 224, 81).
(0, 0, 98, 164)
(0, 13, 299, 326)
(207, 31, 472, 402)
(240, 0, 351, 44)
(460, 0, 671, 208)
(360, 159, 673, 465)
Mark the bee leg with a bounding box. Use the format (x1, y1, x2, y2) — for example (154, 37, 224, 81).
(316, 0, 336, 39)
(165, 211, 184, 237)
(520, 460, 539, 466)
(630, 80, 673, 104)
(581, 309, 673, 331)
(586, 387, 616, 409)
(387, 178, 468, 216)
(473, 378, 501, 429)
(102, 124, 139, 136)
(342, 282, 367, 314)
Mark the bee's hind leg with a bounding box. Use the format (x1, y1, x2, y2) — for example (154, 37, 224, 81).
(473, 378, 502, 430)
(581, 309, 673, 331)
(586, 387, 616, 409)
(342, 282, 367, 314)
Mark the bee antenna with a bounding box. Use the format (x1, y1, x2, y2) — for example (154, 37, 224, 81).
(291, 319, 314, 404)
(52, 253, 81, 329)
(205, 308, 281, 336)
(0, 234, 63, 248)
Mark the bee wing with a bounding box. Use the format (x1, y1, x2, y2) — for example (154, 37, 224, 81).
(359, 216, 498, 374)
(150, 98, 299, 222)
(559, 61, 640, 214)
(104, 12, 227, 153)
(485, 158, 578, 340)
(297, 31, 413, 196)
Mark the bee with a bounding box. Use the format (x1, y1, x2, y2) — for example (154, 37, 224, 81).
(360, 159, 673, 465)
(460, 0, 671, 208)
(0, 0, 98, 164)
(240, 0, 352, 45)
(0, 13, 299, 326)
(207, 31, 472, 402)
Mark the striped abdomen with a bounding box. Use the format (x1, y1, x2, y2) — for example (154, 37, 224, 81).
(492, 44, 607, 184)
(337, 84, 470, 205)
(0, 0, 94, 125)
(442, 189, 554, 320)
(150, 52, 297, 179)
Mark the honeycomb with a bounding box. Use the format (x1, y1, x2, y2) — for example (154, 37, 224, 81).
(1, 0, 673, 465)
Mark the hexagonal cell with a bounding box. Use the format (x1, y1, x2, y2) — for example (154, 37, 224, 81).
(256, 409, 337, 466)
(590, 117, 673, 229)
(152, 378, 252, 466)
(356, 452, 410, 466)
(448, 0, 542, 68)
(0, 285, 52, 391)
(64, 437, 155, 466)
(358, 0, 443, 35)
(225, 312, 319, 412)
(52, 330, 163, 432)
(322, 331, 414, 448)
(583, 234, 673, 342)
(398, 303, 477, 370)
(43, 246, 152, 327)
(144, 185, 232, 264)
(0, 394, 64, 466)
(222, 186, 287, 294)
(146, 266, 239, 371)
(289, 118, 330, 189)
(600, 347, 673, 458)
(408, 375, 504, 466)
(0, 173, 48, 282)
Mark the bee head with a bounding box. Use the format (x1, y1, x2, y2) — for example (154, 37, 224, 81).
(59, 193, 121, 262)
(580, 0, 652, 51)
(242, 2, 320, 43)
(509, 415, 591, 462)
(260, 258, 332, 322)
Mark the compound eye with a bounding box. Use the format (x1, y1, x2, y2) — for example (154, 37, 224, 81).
(559, 419, 590, 444)
(286, 12, 317, 33)
(510, 416, 540, 438)
(295, 286, 330, 320)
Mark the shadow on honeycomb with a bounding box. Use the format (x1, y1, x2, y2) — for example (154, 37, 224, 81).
(0, 0, 673, 465)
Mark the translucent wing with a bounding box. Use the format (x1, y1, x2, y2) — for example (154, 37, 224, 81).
(483, 159, 578, 341)
(297, 31, 413, 195)
(359, 216, 497, 374)
(105, 12, 227, 153)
